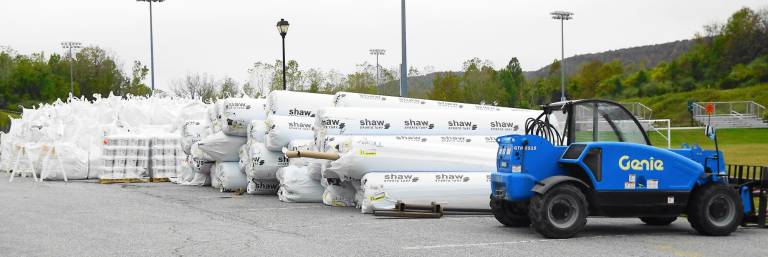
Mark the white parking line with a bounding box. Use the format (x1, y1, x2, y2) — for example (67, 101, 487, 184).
(403, 235, 622, 250)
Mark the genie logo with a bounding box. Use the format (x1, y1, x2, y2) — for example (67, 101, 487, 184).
(448, 120, 478, 130)
(619, 155, 664, 171)
(403, 119, 435, 130)
(359, 119, 390, 129)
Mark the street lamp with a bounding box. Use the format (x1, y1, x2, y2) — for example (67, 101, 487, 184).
(137, 0, 165, 94)
(551, 10, 573, 102)
(277, 18, 290, 90)
(369, 49, 386, 89)
(61, 41, 82, 96)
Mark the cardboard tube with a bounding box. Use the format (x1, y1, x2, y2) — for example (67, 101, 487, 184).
(284, 150, 340, 160)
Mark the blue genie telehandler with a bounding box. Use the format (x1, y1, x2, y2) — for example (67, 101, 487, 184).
(490, 99, 757, 238)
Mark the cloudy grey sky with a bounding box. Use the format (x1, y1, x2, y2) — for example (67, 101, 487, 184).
(1, 0, 765, 90)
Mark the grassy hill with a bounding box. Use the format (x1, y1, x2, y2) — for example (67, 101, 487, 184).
(648, 128, 768, 166)
(624, 83, 768, 126)
(0, 110, 20, 133)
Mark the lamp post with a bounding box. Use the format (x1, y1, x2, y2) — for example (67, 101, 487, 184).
(277, 18, 290, 90)
(551, 10, 573, 102)
(60, 41, 81, 96)
(137, 0, 165, 94)
(369, 49, 385, 89)
(400, 0, 408, 97)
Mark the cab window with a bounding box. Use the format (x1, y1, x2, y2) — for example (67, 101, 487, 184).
(571, 102, 648, 145)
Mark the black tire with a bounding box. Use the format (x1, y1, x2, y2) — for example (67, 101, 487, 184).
(490, 199, 530, 227)
(687, 184, 743, 236)
(640, 216, 677, 226)
(529, 184, 588, 239)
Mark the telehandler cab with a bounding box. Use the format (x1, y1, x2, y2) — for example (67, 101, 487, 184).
(490, 99, 755, 238)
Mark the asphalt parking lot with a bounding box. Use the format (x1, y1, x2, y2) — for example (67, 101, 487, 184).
(1, 176, 767, 257)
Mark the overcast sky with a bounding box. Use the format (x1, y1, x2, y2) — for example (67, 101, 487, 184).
(1, 0, 766, 90)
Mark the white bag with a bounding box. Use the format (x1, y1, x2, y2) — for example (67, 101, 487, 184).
(266, 91, 333, 117)
(333, 91, 532, 112)
(181, 120, 211, 155)
(247, 177, 280, 195)
(247, 120, 267, 144)
(361, 171, 491, 213)
(321, 179, 358, 207)
(314, 107, 540, 139)
(188, 153, 214, 173)
(212, 162, 248, 192)
(245, 142, 288, 180)
(276, 165, 324, 203)
(220, 98, 267, 136)
(39, 143, 89, 180)
(319, 135, 498, 153)
(196, 132, 247, 162)
(325, 138, 496, 181)
(265, 116, 315, 151)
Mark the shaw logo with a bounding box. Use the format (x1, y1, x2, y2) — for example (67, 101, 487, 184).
(619, 155, 664, 171)
(225, 102, 250, 109)
(395, 136, 428, 142)
(397, 98, 425, 105)
(448, 120, 478, 130)
(403, 119, 435, 130)
(434, 173, 470, 183)
(322, 119, 346, 130)
(277, 156, 289, 165)
(288, 108, 315, 117)
(490, 121, 519, 131)
(359, 119, 391, 129)
(288, 122, 312, 131)
(359, 94, 387, 101)
(440, 136, 470, 143)
(250, 180, 279, 191)
(383, 174, 419, 183)
(436, 101, 464, 109)
(253, 157, 266, 166)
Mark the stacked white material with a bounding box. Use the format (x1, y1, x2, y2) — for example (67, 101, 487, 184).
(266, 91, 334, 117)
(360, 171, 492, 213)
(212, 162, 248, 192)
(264, 116, 315, 151)
(195, 132, 247, 162)
(247, 120, 267, 145)
(0, 94, 203, 180)
(100, 134, 150, 179)
(180, 120, 211, 155)
(150, 134, 185, 179)
(321, 178, 359, 207)
(319, 135, 498, 153)
(219, 98, 267, 136)
(333, 91, 531, 112)
(184, 157, 213, 186)
(245, 142, 288, 180)
(276, 165, 324, 202)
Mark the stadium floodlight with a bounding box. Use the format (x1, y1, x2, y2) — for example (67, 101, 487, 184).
(61, 41, 82, 96)
(369, 49, 386, 89)
(136, 0, 166, 94)
(277, 18, 290, 90)
(551, 10, 573, 102)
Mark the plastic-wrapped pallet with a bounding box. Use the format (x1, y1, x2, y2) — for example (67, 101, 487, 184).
(334, 92, 531, 112)
(151, 134, 184, 179)
(360, 171, 492, 213)
(246, 177, 280, 195)
(321, 179, 358, 207)
(324, 138, 496, 181)
(264, 116, 314, 151)
(319, 135, 498, 153)
(266, 91, 333, 117)
(276, 165, 324, 202)
(313, 107, 540, 142)
(212, 162, 248, 192)
(181, 120, 211, 154)
(245, 142, 288, 180)
(247, 120, 267, 144)
(219, 98, 267, 136)
(100, 134, 150, 179)
(196, 132, 247, 162)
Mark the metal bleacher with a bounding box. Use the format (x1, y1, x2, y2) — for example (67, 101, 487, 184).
(692, 101, 768, 128)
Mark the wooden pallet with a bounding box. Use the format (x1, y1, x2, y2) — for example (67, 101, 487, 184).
(150, 177, 170, 183)
(98, 178, 151, 184)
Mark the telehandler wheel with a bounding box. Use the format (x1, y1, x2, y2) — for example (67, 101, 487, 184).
(687, 184, 743, 236)
(529, 184, 588, 239)
(639, 216, 677, 226)
(490, 199, 530, 227)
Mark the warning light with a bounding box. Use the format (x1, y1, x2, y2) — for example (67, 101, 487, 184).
(705, 103, 714, 115)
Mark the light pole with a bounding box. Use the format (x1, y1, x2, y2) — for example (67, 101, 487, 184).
(137, 0, 164, 94)
(277, 18, 290, 91)
(369, 49, 385, 89)
(551, 10, 573, 102)
(400, 0, 408, 97)
(61, 41, 81, 96)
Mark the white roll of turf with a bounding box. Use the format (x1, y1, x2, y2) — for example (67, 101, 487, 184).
(313, 107, 540, 140)
(333, 92, 531, 112)
(324, 138, 496, 181)
(276, 165, 324, 203)
(264, 116, 314, 151)
(322, 180, 358, 207)
(318, 135, 498, 153)
(196, 132, 247, 162)
(266, 91, 334, 117)
(212, 162, 248, 192)
(181, 120, 211, 155)
(219, 98, 267, 136)
(247, 120, 267, 144)
(360, 171, 491, 213)
(245, 142, 289, 180)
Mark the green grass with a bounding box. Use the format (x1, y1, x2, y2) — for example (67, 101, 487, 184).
(0, 110, 20, 133)
(648, 128, 768, 166)
(624, 83, 768, 126)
